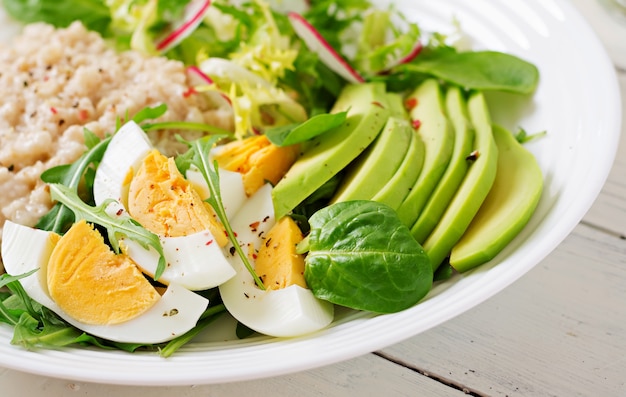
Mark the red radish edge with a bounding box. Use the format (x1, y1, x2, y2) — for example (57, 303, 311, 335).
(185, 65, 232, 106)
(156, 0, 212, 52)
(396, 41, 423, 66)
(287, 12, 365, 84)
(186, 65, 214, 84)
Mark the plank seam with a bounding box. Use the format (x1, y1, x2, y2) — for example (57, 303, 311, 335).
(373, 351, 487, 396)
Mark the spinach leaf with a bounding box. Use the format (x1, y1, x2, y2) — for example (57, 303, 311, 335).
(265, 111, 347, 147)
(299, 200, 432, 313)
(2, 0, 111, 34)
(400, 50, 539, 94)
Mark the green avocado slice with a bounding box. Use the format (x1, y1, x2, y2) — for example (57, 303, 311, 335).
(272, 83, 390, 219)
(395, 79, 454, 228)
(449, 124, 543, 272)
(331, 93, 412, 203)
(371, 123, 425, 210)
(411, 86, 476, 243)
(421, 91, 498, 270)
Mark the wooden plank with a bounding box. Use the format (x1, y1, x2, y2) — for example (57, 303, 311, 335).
(0, 352, 466, 397)
(582, 72, 626, 237)
(379, 223, 626, 397)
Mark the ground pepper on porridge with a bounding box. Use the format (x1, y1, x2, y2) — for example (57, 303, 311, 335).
(0, 22, 234, 272)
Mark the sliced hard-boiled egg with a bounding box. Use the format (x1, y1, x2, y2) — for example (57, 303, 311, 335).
(47, 219, 160, 325)
(93, 121, 240, 290)
(212, 135, 300, 197)
(186, 166, 247, 219)
(218, 184, 334, 337)
(1, 220, 208, 344)
(126, 148, 227, 244)
(93, 120, 153, 218)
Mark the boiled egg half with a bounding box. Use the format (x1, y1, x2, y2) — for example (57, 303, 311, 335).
(1, 220, 208, 344)
(93, 121, 245, 290)
(218, 184, 334, 337)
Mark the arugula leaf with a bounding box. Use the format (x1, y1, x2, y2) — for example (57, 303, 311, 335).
(0, 272, 38, 326)
(399, 50, 540, 94)
(175, 135, 266, 290)
(299, 200, 432, 313)
(132, 103, 168, 123)
(11, 312, 84, 350)
(37, 131, 111, 234)
(48, 183, 168, 280)
(514, 126, 547, 144)
(265, 111, 347, 147)
(141, 121, 235, 137)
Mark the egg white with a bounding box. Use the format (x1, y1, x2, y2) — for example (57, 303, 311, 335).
(93, 121, 239, 290)
(186, 166, 247, 219)
(1, 221, 209, 344)
(218, 184, 334, 337)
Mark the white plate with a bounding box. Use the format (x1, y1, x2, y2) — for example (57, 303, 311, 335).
(0, 0, 621, 386)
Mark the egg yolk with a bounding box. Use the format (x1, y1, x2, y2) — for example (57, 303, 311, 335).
(127, 149, 227, 246)
(47, 220, 160, 325)
(213, 135, 299, 196)
(254, 216, 308, 290)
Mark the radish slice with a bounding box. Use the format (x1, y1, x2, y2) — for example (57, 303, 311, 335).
(185, 65, 232, 108)
(382, 41, 424, 72)
(186, 65, 214, 84)
(395, 41, 423, 66)
(287, 12, 365, 84)
(156, 0, 212, 53)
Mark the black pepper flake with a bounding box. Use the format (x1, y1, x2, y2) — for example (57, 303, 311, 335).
(163, 308, 179, 317)
(229, 246, 236, 255)
(265, 237, 272, 248)
(58, 119, 65, 126)
(23, 81, 28, 87)
(466, 150, 480, 162)
(244, 293, 250, 298)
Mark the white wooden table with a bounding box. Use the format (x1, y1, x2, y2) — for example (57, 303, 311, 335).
(1, 0, 625, 395)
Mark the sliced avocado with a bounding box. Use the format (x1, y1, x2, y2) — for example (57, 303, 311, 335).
(272, 83, 390, 219)
(411, 86, 475, 243)
(371, 123, 424, 210)
(395, 79, 454, 228)
(421, 92, 498, 270)
(449, 124, 543, 272)
(331, 93, 412, 203)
